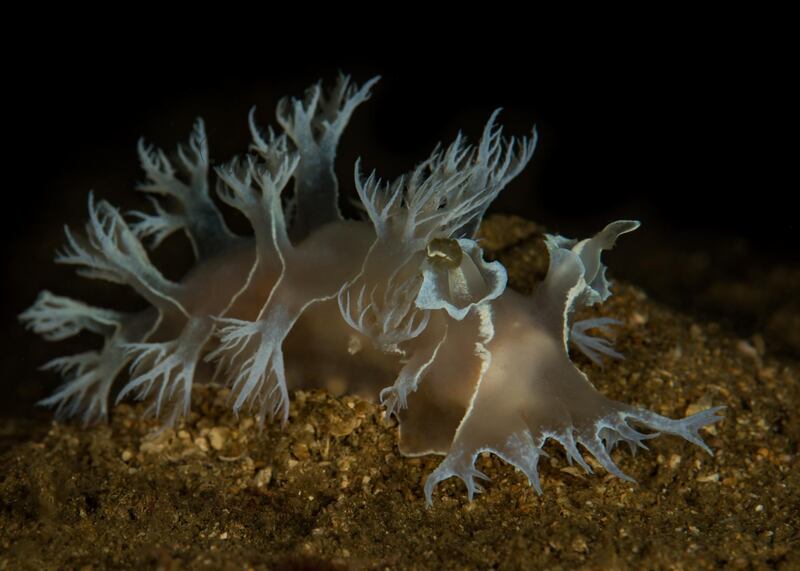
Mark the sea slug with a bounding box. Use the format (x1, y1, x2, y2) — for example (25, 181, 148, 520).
(20, 74, 723, 503)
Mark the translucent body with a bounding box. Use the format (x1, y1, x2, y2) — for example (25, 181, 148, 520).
(21, 75, 723, 502)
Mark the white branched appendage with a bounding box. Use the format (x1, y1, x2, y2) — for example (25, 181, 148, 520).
(274, 73, 381, 240)
(129, 197, 185, 250)
(57, 194, 188, 320)
(215, 148, 298, 265)
(21, 301, 157, 422)
(353, 110, 536, 249)
(561, 220, 639, 364)
(206, 146, 297, 425)
(20, 291, 123, 341)
(338, 267, 431, 352)
(38, 348, 127, 422)
(118, 316, 216, 425)
(208, 134, 301, 425)
(571, 317, 624, 365)
(378, 312, 448, 419)
(135, 118, 238, 259)
(207, 309, 293, 426)
(20, 292, 131, 422)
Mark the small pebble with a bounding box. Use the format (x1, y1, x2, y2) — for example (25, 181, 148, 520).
(208, 427, 229, 451)
(254, 467, 272, 488)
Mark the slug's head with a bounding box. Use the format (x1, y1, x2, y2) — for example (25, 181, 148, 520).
(340, 111, 535, 352)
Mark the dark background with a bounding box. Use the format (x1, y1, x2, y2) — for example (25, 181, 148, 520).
(2, 26, 795, 418)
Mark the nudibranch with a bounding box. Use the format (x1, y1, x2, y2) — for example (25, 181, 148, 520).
(20, 75, 723, 503)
